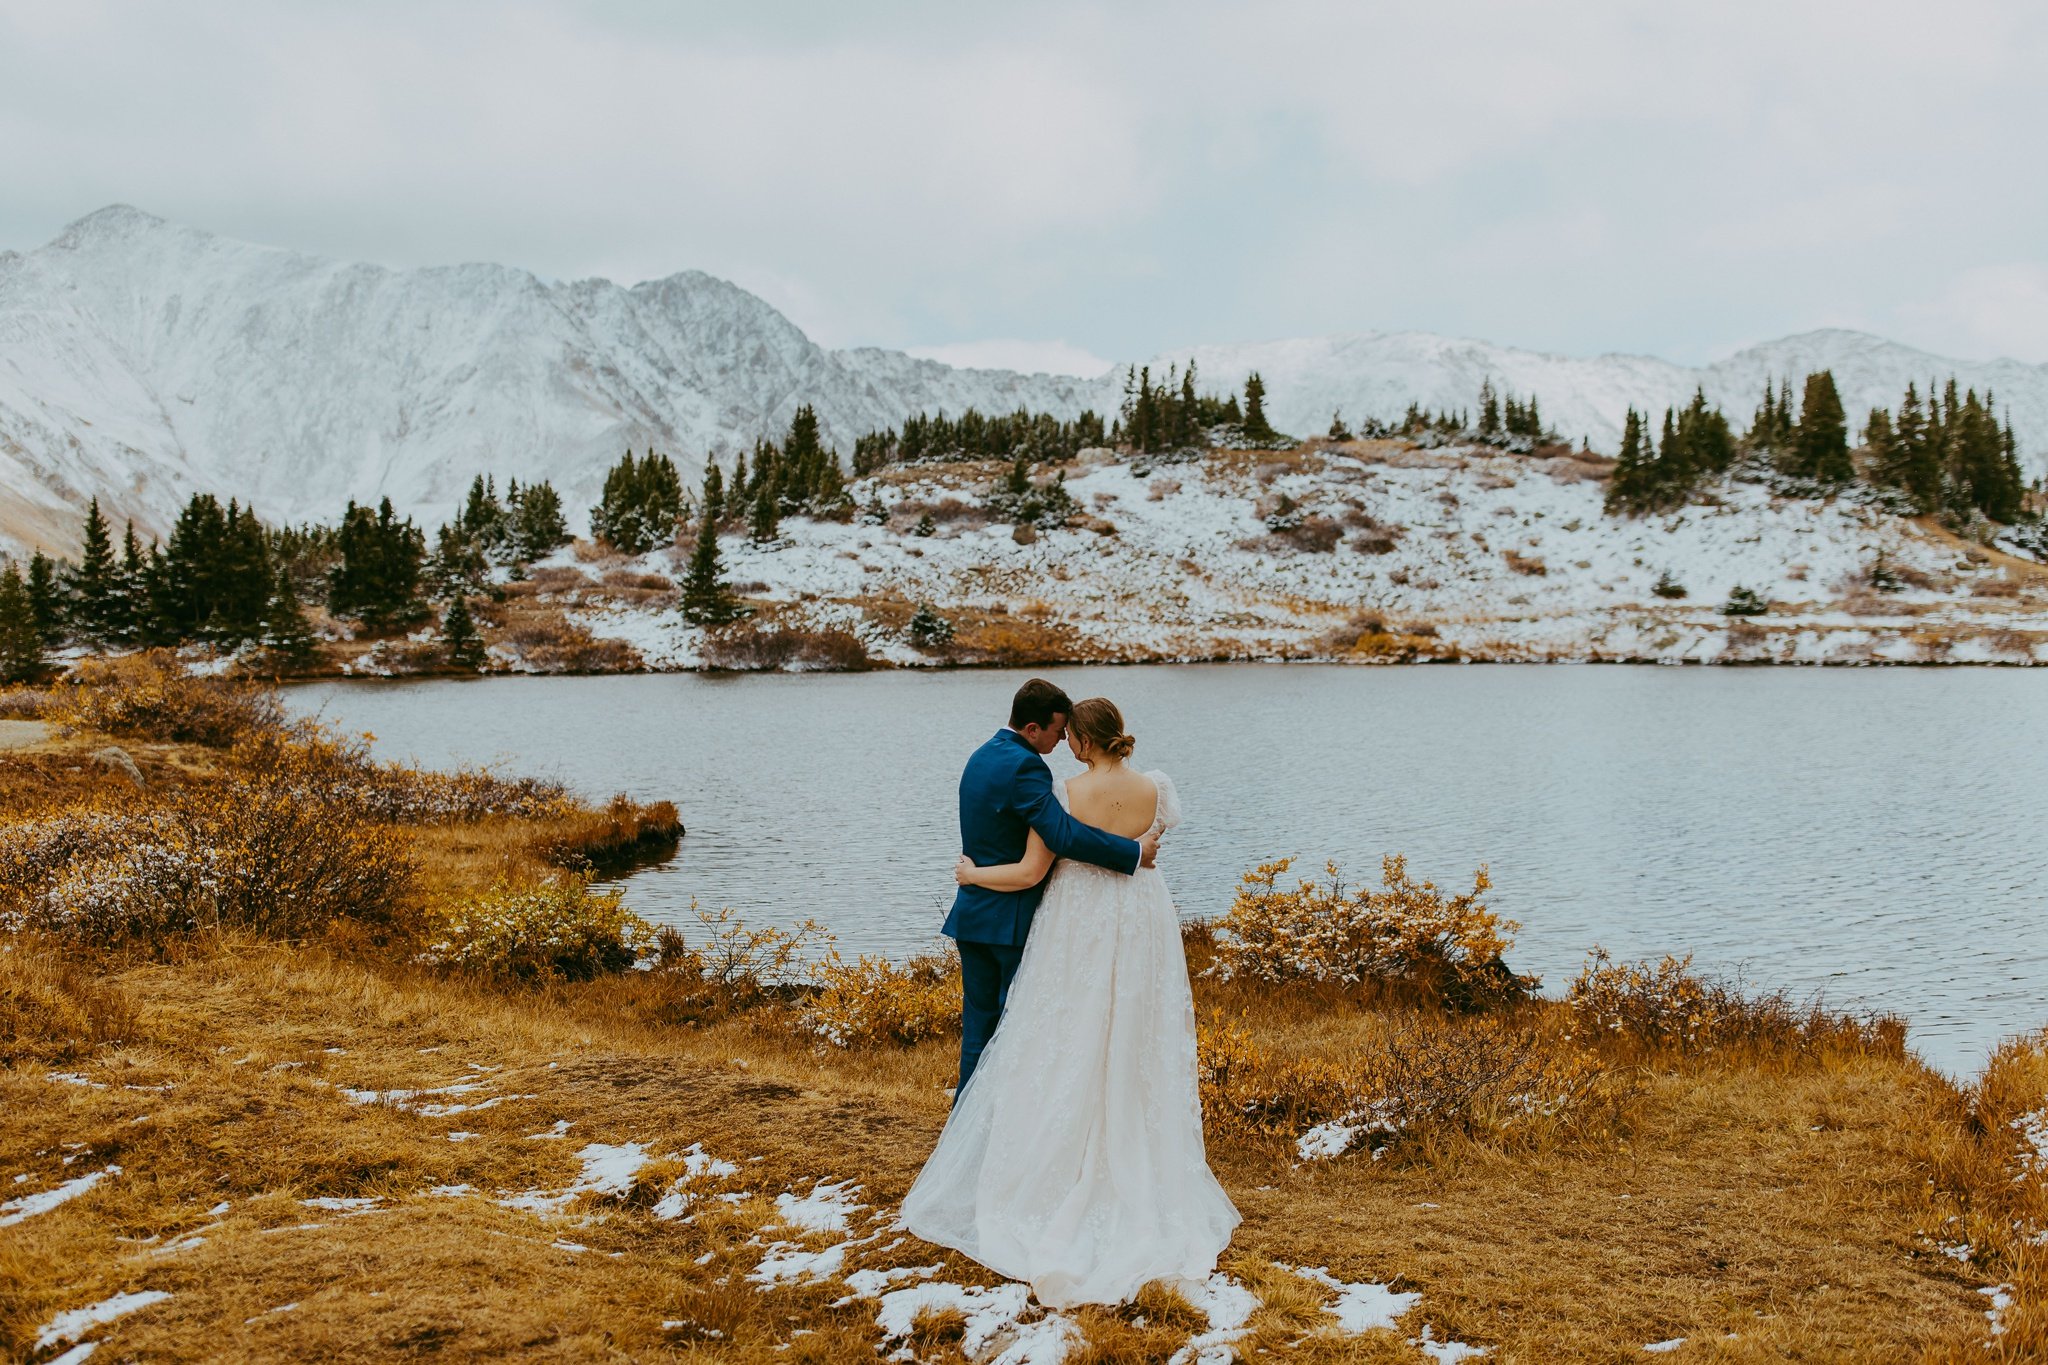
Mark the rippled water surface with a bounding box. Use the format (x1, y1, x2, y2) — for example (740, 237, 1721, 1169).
(290, 666, 2047, 1074)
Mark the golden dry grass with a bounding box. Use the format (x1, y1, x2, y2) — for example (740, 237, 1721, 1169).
(3, 696, 2039, 1362)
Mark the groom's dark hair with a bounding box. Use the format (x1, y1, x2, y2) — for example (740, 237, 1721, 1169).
(1009, 678, 1073, 729)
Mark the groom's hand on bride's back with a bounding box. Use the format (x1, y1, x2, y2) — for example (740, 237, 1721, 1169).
(1139, 827, 1162, 868)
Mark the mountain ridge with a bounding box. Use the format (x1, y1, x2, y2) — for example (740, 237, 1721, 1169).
(2, 205, 2042, 554)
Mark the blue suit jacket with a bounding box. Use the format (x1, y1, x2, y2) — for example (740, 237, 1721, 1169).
(942, 728, 1142, 947)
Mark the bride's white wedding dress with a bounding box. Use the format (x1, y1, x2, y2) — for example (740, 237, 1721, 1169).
(901, 770, 1240, 1308)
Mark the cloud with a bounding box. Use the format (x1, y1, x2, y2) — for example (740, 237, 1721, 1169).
(1, 1, 2044, 365)
(1902, 264, 2048, 365)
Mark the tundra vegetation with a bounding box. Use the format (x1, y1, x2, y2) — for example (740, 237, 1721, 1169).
(2, 661, 2041, 1361)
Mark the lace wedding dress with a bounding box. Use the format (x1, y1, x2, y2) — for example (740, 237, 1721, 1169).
(901, 771, 1240, 1308)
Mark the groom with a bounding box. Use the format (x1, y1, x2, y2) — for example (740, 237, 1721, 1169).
(945, 678, 1160, 1092)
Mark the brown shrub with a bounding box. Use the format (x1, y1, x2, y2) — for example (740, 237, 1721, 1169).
(804, 952, 960, 1047)
(529, 564, 596, 590)
(602, 905, 831, 1025)
(55, 651, 285, 747)
(0, 686, 58, 720)
(530, 796, 684, 875)
(1349, 533, 1398, 555)
(1503, 549, 1548, 577)
(1566, 948, 1903, 1065)
(1212, 857, 1534, 1010)
(232, 723, 571, 824)
(1198, 1007, 1603, 1149)
(891, 497, 988, 533)
(420, 876, 650, 982)
(502, 616, 643, 672)
(0, 770, 416, 949)
(1971, 576, 2022, 598)
(1321, 611, 1388, 652)
(700, 624, 872, 672)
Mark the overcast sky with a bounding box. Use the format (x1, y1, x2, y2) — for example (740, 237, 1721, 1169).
(3, 1, 2045, 374)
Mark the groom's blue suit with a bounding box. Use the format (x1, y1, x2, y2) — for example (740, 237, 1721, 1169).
(945, 728, 1142, 1091)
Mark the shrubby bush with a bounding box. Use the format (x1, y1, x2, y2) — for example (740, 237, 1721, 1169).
(1566, 947, 1902, 1061)
(1212, 856, 1534, 1008)
(805, 952, 959, 1047)
(1197, 1007, 1602, 1151)
(700, 623, 871, 672)
(55, 651, 283, 747)
(420, 876, 650, 981)
(0, 774, 415, 947)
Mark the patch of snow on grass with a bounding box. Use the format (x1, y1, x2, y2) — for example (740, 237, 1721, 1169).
(498, 1140, 655, 1215)
(1416, 1323, 1489, 1362)
(1643, 1339, 1686, 1354)
(35, 1289, 172, 1351)
(774, 1180, 862, 1234)
(45, 1071, 106, 1089)
(874, 1282, 1050, 1359)
(748, 1240, 849, 1285)
(1980, 1284, 2013, 1335)
(0, 1165, 120, 1227)
(1285, 1264, 1420, 1332)
(836, 1264, 943, 1302)
(300, 1196, 381, 1212)
(1166, 1272, 1259, 1365)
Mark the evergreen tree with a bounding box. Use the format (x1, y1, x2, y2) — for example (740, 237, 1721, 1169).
(1654, 407, 1687, 493)
(329, 498, 427, 629)
(258, 569, 321, 674)
(510, 480, 571, 562)
(730, 450, 749, 509)
(150, 493, 228, 642)
(211, 500, 274, 645)
(907, 603, 954, 650)
(25, 551, 63, 649)
(1885, 382, 1942, 512)
(1863, 407, 1902, 493)
(590, 449, 684, 553)
(441, 594, 487, 671)
(699, 462, 725, 528)
(1241, 372, 1278, 445)
(69, 498, 119, 645)
(1604, 408, 1655, 515)
(0, 564, 47, 683)
(112, 523, 145, 644)
(1789, 370, 1851, 483)
(749, 485, 779, 543)
(1723, 585, 1768, 617)
(679, 516, 739, 625)
(1328, 410, 1352, 441)
(1478, 379, 1501, 438)
(1676, 388, 1735, 476)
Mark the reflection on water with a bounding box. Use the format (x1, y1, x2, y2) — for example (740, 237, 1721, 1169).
(290, 665, 2048, 1074)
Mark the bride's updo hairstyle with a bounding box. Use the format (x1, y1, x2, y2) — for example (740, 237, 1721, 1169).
(1069, 698, 1135, 760)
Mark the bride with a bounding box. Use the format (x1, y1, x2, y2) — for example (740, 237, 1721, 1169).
(900, 697, 1240, 1308)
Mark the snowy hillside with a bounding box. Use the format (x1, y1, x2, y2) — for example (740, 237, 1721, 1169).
(446, 442, 2047, 676)
(3, 205, 2045, 558)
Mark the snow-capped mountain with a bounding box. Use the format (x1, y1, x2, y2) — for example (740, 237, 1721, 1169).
(2, 205, 2043, 555)
(1157, 329, 2048, 468)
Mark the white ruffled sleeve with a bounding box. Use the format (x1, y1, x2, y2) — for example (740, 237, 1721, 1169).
(1144, 770, 1182, 832)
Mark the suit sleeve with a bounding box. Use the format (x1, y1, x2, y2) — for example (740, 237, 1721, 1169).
(1014, 759, 1141, 875)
